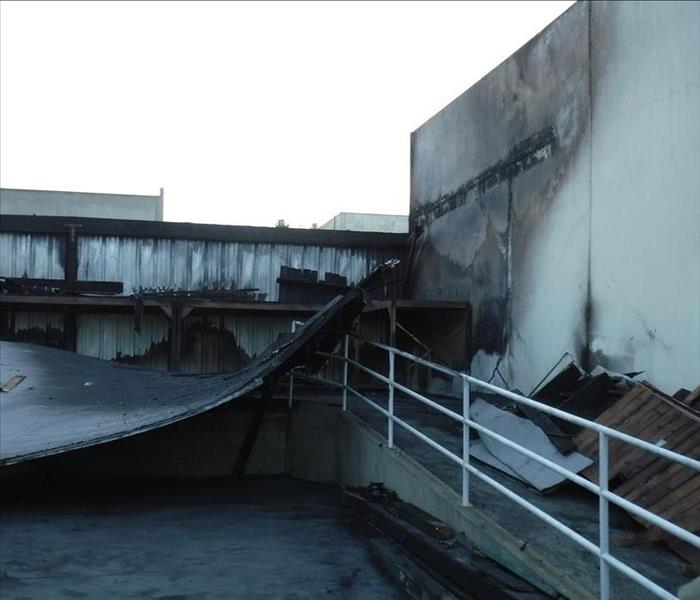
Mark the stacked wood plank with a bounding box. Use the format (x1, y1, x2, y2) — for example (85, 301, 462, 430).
(574, 383, 700, 564)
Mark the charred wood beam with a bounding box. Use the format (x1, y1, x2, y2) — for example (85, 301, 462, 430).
(0, 294, 325, 313)
(345, 489, 515, 600)
(411, 127, 556, 229)
(1, 278, 124, 295)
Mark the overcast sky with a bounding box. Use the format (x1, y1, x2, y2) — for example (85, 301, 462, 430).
(1, 1, 574, 228)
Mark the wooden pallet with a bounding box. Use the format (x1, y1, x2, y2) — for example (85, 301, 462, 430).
(574, 383, 700, 565)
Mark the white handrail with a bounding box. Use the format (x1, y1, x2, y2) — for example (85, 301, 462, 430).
(354, 338, 700, 470)
(305, 335, 699, 600)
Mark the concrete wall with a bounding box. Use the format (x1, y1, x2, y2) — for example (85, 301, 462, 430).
(320, 212, 408, 233)
(588, 2, 700, 389)
(408, 1, 700, 393)
(0, 188, 164, 221)
(1, 400, 290, 481)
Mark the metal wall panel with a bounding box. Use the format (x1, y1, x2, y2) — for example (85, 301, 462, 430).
(77, 236, 397, 299)
(74, 313, 294, 374)
(0, 311, 64, 348)
(0, 233, 64, 279)
(76, 313, 169, 370)
(180, 314, 293, 374)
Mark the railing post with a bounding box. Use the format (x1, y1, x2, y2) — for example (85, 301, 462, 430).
(599, 431, 610, 600)
(462, 375, 471, 507)
(342, 334, 349, 411)
(388, 349, 395, 448)
(289, 320, 299, 409)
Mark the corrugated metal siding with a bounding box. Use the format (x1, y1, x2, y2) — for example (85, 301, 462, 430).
(0, 308, 389, 377)
(0, 311, 64, 348)
(76, 313, 169, 370)
(77, 236, 397, 299)
(180, 315, 293, 374)
(0, 233, 64, 279)
(74, 313, 294, 374)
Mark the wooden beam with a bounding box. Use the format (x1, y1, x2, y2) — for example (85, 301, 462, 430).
(0, 294, 324, 314)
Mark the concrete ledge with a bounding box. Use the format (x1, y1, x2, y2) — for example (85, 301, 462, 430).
(337, 409, 596, 600)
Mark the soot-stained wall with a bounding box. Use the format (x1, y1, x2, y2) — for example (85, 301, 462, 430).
(408, 1, 700, 393)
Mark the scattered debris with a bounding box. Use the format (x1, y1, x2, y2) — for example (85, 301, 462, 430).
(362, 483, 454, 541)
(1, 375, 25, 393)
(529, 361, 641, 434)
(367, 536, 457, 599)
(470, 399, 593, 492)
(357, 258, 402, 301)
(680, 385, 700, 409)
(513, 396, 576, 455)
(346, 483, 548, 599)
(0, 277, 123, 295)
(574, 382, 700, 564)
(277, 266, 348, 304)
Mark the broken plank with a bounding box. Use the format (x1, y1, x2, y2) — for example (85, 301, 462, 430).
(1, 375, 25, 393)
(533, 362, 583, 406)
(558, 373, 614, 425)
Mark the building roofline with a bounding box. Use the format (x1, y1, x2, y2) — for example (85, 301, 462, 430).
(0, 215, 408, 249)
(0, 187, 161, 199)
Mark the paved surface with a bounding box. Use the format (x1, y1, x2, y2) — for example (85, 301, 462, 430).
(338, 388, 692, 599)
(0, 477, 398, 599)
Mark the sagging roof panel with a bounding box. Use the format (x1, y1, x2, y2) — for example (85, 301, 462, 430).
(0, 291, 364, 466)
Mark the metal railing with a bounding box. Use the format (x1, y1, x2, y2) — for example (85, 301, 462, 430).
(291, 334, 700, 600)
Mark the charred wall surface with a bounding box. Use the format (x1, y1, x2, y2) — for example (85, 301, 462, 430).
(407, 1, 700, 393)
(1, 219, 405, 374)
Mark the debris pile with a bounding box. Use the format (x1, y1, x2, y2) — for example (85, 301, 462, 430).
(471, 361, 699, 566)
(574, 382, 700, 566)
(346, 483, 549, 599)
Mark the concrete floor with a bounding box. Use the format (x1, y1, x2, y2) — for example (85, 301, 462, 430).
(0, 477, 399, 600)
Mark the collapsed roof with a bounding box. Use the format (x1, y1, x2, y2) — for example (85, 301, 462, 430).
(0, 290, 364, 466)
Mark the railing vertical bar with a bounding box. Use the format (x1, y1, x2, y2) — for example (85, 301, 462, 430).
(388, 349, 395, 448)
(312, 340, 699, 600)
(599, 431, 610, 600)
(462, 375, 471, 506)
(342, 334, 349, 411)
(288, 373, 294, 408)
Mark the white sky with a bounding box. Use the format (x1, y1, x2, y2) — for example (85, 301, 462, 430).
(1, 1, 574, 228)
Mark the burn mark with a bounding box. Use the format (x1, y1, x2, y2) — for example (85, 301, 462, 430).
(180, 318, 252, 374)
(115, 339, 170, 371)
(581, 295, 593, 372)
(277, 266, 348, 304)
(0, 311, 64, 349)
(473, 297, 508, 354)
(412, 127, 557, 228)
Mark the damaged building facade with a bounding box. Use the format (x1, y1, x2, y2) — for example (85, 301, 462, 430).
(0, 214, 407, 373)
(1, 4, 697, 395)
(407, 1, 700, 395)
(1, 2, 699, 599)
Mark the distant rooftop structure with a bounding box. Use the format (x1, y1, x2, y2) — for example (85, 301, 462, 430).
(0, 188, 164, 221)
(319, 212, 408, 234)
